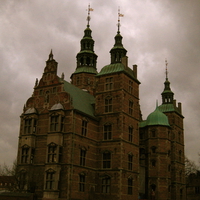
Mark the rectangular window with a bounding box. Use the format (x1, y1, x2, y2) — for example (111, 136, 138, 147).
(103, 152, 111, 168)
(81, 120, 87, 136)
(128, 154, 133, 170)
(79, 174, 85, 192)
(104, 124, 112, 140)
(129, 81, 133, 94)
(105, 97, 112, 113)
(129, 100, 133, 115)
(24, 119, 32, 134)
(80, 149, 86, 166)
(46, 172, 54, 190)
(128, 126, 133, 142)
(48, 144, 57, 163)
(195, 186, 200, 194)
(105, 77, 113, 90)
(21, 147, 29, 163)
(19, 172, 26, 190)
(102, 177, 110, 193)
(128, 178, 133, 195)
(50, 116, 59, 132)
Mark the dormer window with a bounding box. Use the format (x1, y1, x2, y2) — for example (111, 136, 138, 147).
(23, 108, 37, 135)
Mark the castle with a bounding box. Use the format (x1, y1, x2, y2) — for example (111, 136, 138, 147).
(16, 9, 185, 200)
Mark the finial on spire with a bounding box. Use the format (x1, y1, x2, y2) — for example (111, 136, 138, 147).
(165, 59, 168, 79)
(48, 49, 54, 61)
(156, 100, 158, 108)
(86, 4, 93, 26)
(117, 7, 124, 33)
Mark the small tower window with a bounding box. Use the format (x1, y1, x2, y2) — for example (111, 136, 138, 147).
(105, 77, 113, 90)
(103, 151, 111, 169)
(128, 126, 133, 142)
(21, 145, 30, 164)
(104, 124, 112, 140)
(45, 169, 55, 190)
(129, 80, 133, 94)
(80, 148, 86, 166)
(129, 100, 133, 115)
(81, 120, 88, 136)
(128, 178, 133, 195)
(79, 174, 86, 192)
(102, 176, 111, 194)
(128, 153, 133, 170)
(47, 143, 57, 163)
(105, 97, 112, 113)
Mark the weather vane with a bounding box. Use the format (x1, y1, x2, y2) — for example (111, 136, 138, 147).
(165, 59, 168, 79)
(117, 7, 124, 33)
(86, 4, 94, 26)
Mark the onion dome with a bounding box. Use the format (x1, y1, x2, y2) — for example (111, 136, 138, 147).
(146, 106, 170, 126)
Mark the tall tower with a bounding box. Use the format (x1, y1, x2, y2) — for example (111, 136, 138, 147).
(139, 61, 185, 200)
(159, 61, 185, 200)
(94, 10, 140, 200)
(71, 5, 98, 94)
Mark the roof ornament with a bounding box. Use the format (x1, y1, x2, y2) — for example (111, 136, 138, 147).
(35, 78, 38, 87)
(48, 49, 54, 61)
(61, 72, 65, 80)
(86, 4, 93, 27)
(117, 7, 124, 33)
(165, 59, 168, 80)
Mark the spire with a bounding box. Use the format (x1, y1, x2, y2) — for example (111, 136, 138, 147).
(48, 49, 54, 61)
(161, 59, 174, 104)
(110, 8, 127, 64)
(74, 4, 97, 73)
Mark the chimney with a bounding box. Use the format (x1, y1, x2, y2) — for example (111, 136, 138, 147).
(173, 99, 176, 107)
(122, 56, 128, 68)
(178, 102, 182, 114)
(133, 65, 137, 78)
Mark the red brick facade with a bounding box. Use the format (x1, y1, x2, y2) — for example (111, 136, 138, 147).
(16, 23, 185, 200)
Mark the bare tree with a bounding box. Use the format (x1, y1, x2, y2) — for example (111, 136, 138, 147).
(185, 156, 199, 177)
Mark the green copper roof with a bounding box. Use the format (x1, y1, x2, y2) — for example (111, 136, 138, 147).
(158, 103, 182, 115)
(140, 106, 170, 127)
(62, 80, 95, 117)
(73, 66, 98, 74)
(97, 63, 136, 80)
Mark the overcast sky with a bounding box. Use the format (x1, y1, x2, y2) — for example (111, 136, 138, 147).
(0, 0, 200, 166)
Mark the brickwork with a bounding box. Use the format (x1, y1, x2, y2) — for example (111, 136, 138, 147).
(15, 23, 185, 200)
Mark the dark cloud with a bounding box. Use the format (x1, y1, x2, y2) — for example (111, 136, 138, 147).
(0, 0, 200, 165)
